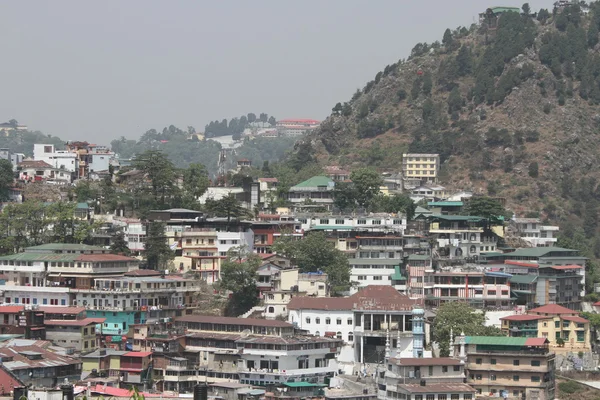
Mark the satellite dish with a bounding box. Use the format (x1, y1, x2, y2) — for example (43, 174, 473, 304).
(241, 329, 251, 338)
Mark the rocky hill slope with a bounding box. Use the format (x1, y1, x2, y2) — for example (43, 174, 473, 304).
(303, 3, 600, 273)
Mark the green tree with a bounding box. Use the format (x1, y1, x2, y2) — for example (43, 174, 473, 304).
(368, 194, 416, 219)
(144, 222, 173, 270)
(447, 87, 463, 114)
(442, 28, 454, 48)
(218, 246, 260, 316)
(528, 161, 539, 178)
(182, 163, 209, 203)
(422, 72, 433, 95)
(205, 194, 251, 227)
(465, 197, 511, 222)
(455, 45, 472, 76)
(522, 3, 530, 15)
(333, 181, 357, 212)
(268, 116, 277, 126)
(133, 150, 177, 207)
(350, 168, 383, 208)
(589, 21, 599, 48)
(110, 232, 131, 255)
(537, 8, 550, 24)
(272, 232, 350, 295)
(432, 302, 503, 356)
(411, 77, 422, 100)
(332, 102, 343, 115)
(247, 113, 257, 124)
(0, 160, 13, 201)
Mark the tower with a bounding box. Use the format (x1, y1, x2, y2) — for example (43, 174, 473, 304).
(412, 306, 425, 358)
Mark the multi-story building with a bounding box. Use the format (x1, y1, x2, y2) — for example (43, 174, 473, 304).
(484, 246, 586, 308)
(428, 215, 499, 261)
(276, 119, 320, 137)
(33, 144, 78, 175)
(17, 160, 71, 184)
(42, 305, 104, 352)
(406, 255, 433, 298)
(402, 153, 440, 186)
(174, 315, 341, 388)
(287, 176, 335, 211)
(511, 218, 560, 247)
(500, 304, 590, 354)
(288, 285, 425, 373)
(455, 334, 555, 400)
(252, 220, 302, 254)
(423, 270, 512, 309)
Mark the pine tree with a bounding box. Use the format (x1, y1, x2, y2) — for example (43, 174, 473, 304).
(456, 45, 472, 76)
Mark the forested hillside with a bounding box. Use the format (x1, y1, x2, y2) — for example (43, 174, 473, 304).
(287, 2, 600, 288)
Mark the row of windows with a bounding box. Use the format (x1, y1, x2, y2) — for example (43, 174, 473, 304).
(476, 358, 541, 367)
(306, 317, 353, 325)
(297, 219, 403, 225)
(388, 393, 468, 400)
(357, 275, 388, 281)
(6, 297, 65, 305)
(313, 331, 353, 341)
(350, 265, 396, 270)
(406, 170, 436, 175)
(470, 373, 541, 382)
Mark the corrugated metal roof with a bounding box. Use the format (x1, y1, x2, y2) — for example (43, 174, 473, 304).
(291, 176, 334, 189)
(428, 201, 463, 207)
(464, 336, 527, 346)
(509, 275, 538, 284)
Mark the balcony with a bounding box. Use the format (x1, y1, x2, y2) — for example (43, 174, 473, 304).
(237, 366, 335, 376)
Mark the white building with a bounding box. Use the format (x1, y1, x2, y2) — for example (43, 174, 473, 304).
(17, 160, 71, 183)
(288, 285, 426, 374)
(33, 144, 78, 173)
(512, 218, 559, 247)
(276, 119, 320, 137)
(217, 230, 254, 257)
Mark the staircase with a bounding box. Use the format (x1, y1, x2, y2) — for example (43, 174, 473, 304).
(238, 305, 265, 319)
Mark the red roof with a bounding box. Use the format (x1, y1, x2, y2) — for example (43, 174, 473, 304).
(258, 178, 278, 183)
(123, 351, 152, 357)
(76, 254, 137, 262)
(288, 285, 421, 311)
(562, 315, 589, 323)
(541, 265, 583, 270)
(504, 260, 539, 268)
(594, 301, 600, 307)
(0, 306, 24, 314)
(500, 314, 545, 321)
(0, 365, 23, 394)
(524, 338, 549, 346)
(175, 315, 292, 328)
(39, 306, 86, 315)
(278, 119, 320, 124)
(44, 318, 105, 327)
(18, 160, 54, 169)
(529, 304, 578, 315)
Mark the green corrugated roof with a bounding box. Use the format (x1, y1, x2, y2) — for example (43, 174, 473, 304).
(465, 336, 526, 346)
(490, 6, 521, 13)
(283, 382, 325, 388)
(76, 202, 89, 209)
(408, 254, 430, 261)
(310, 225, 353, 231)
(390, 265, 406, 281)
(509, 275, 538, 284)
(0, 253, 80, 262)
(291, 176, 334, 189)
(428, 201, 463, 207)
(505, 247, 578, 258)
(415, 206, 430, 213)
(429, 214, 483, 221)
(25, 243, 105, 251)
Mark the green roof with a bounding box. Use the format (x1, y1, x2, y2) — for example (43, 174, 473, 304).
(283, 382, 326, 388)
(465, 336, 526, 346)
(291, 176, 334, 189)
(0, 252, 80, 262)
(76, 202, 89, 209)
(504, 247, 579, 258)
(390, 265, 406, 281)
(428, 201, 463, 207)
(408, 254, 430, 261)
(509, 275, 538, 284)
(310, 225, 354, 231)
(429, 214, 483, 221)
(490, 6, 521, 13)
(25, 243, 105, 251)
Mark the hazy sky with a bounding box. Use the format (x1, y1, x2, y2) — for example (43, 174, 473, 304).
(1, 1, 550, 144)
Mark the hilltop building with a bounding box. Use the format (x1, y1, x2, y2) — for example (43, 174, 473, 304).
(402, 153, 440, 187)
(276, 119, 320, 136)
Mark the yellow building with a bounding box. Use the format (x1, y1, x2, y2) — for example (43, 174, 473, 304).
(402, 153, 440, 184)
(501, 304, 591, 354)
(81, 348, 125, 378)
(169, 228, 222, 282)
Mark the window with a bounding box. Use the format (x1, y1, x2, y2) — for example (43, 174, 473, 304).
(337, 318, 342, 325)
(358, 276, 366, 281)
(451, 395, 459, 400)
(357, 219, 366, 225)
(414, 396, 423, 400)
(475, 374, 482, 380)
(513, 391, 519, 397)
(463, 396, 472, 400)
(531, 360, 541, 367)
(531, 376, 541, 382)
(453, 365, 460, 372)
(490, 358, 496, 365)
(325, 317, 331, 325)
(501, 290, 509, 296)
(372, 220, 381, 225)
(555, 321, 560, 328)
(488, 290, 496, 296)
(306, 317, 311, 324)
(373, 276, 382, 280)
(563, 321, 570, 328)
(426, 395, 435, 400)
(336, 331, 342, 339)
(335, 219, 344, 225)
(438, 396, 447, 400)
(475, 358, 482, 364)
(442, 366, 448, 373)
(348, 318, 353, 325)
(316, 318, 320, 324)
(513, 375, 520, 381)
(320, 219, 329, 225)
(428, 366, 433, 376)
(348, 332, 354, 342)
(490, 374, 496, 381)
(513, 360, 520, 366)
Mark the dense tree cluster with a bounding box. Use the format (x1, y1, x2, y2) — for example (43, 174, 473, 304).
(205, 113, 276, 139)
